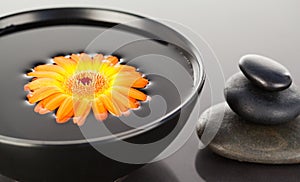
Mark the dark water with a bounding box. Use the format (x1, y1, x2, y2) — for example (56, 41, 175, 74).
(0, 25, 196, 141)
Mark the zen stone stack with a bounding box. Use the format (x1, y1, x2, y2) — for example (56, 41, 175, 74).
(197, 54, 300, 164)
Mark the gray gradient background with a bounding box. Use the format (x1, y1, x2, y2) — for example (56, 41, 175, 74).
(1, 0, 300, 181)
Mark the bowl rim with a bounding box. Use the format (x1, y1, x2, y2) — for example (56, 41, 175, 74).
(0, 7, 205, 147)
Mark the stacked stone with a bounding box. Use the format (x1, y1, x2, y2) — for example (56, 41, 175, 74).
(225, 54, 300, 124)
(197, 54, 300, 164)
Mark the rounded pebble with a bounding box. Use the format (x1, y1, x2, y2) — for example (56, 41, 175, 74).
(239, 54, 292, 91)
(224, 73, 300, 124)
(197, 103, 300, 164)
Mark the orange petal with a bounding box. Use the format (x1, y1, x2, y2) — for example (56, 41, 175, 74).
(34, 102, 43, 113)
(39, 108, 51, 115)
(27, 71, 64, 81)
(128, 88, 147, 101)
(44, 94, 68, 111)
(24, 78, 61, 91)
(114, 86, 147, 101)
(53, 56, 76, 68)
(129, 97, 140, 108)
(57, 109, 74, 123)
(112, 90, 135, 109)
(92, 99, 108, 121)
(56, 117, 70, 123)
(79, 53, 93, 62)
(132, 78, 149, 88)
(56, 96, 73, 123)
(70, 54, 80, 63)
(99, 94, 121, 116)
(104, 67, 121, 78)
(120, 65, 136, 72)
(93, 54, 104, 63)
(114, 72, 143, 85)
(24, 85, 30, 92)
(113, 98, 128, 113)
(27, 87, 61, 104)
(34, 65, 67, 76)
(114, 77, 148, 88)
(34, 99, 50, 114)
(106, 56, 119, 65)
(73, 99, 92, 126)
(117, 71, 142, 78)
(42, 93, 62, 103)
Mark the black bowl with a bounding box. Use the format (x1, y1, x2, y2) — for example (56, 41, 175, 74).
(0, 8, 205, 181)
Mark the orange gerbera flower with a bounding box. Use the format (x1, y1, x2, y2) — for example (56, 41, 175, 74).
(24, 53, 149, 126)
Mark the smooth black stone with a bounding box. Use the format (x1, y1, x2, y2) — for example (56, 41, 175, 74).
(224, 72, 300, 124)
(197, 103, 300, 164)
(239, 54, 292, 91)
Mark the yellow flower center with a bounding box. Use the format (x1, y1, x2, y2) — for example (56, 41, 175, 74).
(65, 71, 108, 99)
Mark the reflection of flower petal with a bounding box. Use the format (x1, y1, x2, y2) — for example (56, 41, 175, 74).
(24, 54, 149, 126)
